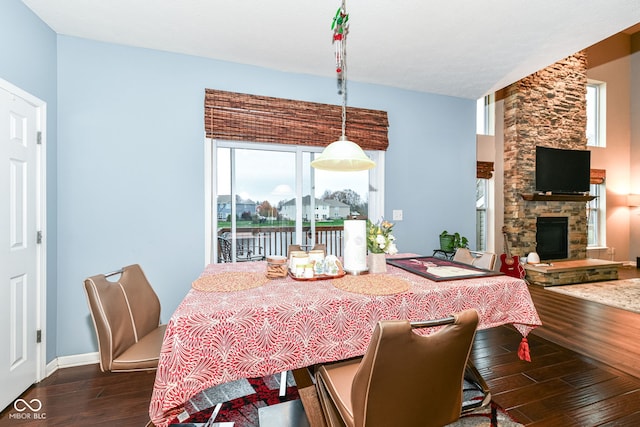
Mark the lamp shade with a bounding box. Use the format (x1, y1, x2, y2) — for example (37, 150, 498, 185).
(311, 136, 375, 171)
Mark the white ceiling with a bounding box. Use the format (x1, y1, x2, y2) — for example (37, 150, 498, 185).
(21, 0, 640, 99)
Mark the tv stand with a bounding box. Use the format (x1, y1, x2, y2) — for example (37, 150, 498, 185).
(521, 193, 596, 202)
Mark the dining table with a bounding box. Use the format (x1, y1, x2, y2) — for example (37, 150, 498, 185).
(149, 255, 542, 427)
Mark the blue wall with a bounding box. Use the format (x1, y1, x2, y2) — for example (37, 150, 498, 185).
(3, 1, 476, 359)
(0, 0, 58, 363)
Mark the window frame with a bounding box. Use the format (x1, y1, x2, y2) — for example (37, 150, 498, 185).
(476, 94, 495, 136)
(204, 139, 385, 264)
(475, 178, 488, 251)
(586, 80, 606, 148)
(587, 182, 606, 248)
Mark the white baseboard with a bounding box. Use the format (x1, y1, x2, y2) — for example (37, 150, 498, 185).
(45, 352, 100, 377)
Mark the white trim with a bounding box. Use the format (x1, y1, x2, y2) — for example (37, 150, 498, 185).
(204, 138, 213, 265)
(368, 151, 385, 221)
(295, 148, 303, 244)
(0, 78, 47, 383)
(45, 352, 100, 377)
(586, 80, 607, 148)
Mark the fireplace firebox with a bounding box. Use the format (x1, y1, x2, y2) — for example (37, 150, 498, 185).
(536, 217, 568, 260)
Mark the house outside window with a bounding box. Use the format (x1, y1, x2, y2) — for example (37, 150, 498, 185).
(586, 81, 606, 147)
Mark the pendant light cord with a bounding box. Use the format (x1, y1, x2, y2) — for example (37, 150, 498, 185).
(340, 0, 348, 138)
(341, 54, 347, 138)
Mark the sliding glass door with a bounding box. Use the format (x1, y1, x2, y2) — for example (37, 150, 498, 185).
(208, 140, 380, 263)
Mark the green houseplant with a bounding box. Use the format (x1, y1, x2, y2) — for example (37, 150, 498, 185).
(439, 230, 469, 252)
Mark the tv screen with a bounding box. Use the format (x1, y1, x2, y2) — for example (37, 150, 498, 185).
(535, 146, 591, 194)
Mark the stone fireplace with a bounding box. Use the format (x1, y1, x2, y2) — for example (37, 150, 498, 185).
(503, 52, 589, 261)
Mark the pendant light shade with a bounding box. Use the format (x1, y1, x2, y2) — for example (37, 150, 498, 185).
(311, 136, 375, 171)
(311, 0, 375, 172)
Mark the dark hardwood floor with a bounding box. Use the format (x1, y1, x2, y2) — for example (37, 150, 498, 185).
(473, 265, 640, 426)
(2, 266, 640, 426)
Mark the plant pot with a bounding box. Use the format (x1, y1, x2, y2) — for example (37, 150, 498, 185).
(439, 234, 455, 252)
(368, 253, 387, 274)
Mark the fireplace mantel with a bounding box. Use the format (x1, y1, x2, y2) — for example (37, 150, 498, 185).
(521, 193, 596, 202)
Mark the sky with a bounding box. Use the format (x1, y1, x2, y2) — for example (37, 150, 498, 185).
(216, 146, 369, 206)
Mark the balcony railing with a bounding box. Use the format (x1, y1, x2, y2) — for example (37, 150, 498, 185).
(217, 225, 344, 262)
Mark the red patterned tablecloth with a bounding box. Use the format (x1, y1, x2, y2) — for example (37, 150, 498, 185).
(149, 260, 541, 426)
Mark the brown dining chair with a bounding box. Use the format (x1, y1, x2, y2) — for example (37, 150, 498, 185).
(84, 264, 166, 372)
(314, 309, 491, 427)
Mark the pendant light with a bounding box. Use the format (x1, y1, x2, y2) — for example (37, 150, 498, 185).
(311, 1, 375, 172)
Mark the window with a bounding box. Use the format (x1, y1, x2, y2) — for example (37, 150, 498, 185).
(475, 179, 488, 251)
(206, 140, 384, 263)
(475, 162, 494, 252)
(586, 81, 606, 147)
(203, 89, 388, 263)
(587, 182, 605, 247)
(476, 94, 495, 136)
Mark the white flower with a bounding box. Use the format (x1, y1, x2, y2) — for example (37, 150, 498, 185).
(387, 243, 398, 255)
(367, 219, 399, 255)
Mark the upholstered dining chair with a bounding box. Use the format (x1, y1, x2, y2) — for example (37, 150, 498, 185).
(314, 309, 491, 427)
(453, 248, 497, 271)
(452, 247, 476, 265)
(472, 251, 497, 270)
(83, 264, 166, 372)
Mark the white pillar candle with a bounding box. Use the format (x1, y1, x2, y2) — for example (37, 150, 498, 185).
(343, 220, 368, 274)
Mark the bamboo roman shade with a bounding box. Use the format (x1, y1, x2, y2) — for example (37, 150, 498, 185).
(477, 161, 494, 179)
(204, 89, 389, 151)
(590, 169, 605, 185)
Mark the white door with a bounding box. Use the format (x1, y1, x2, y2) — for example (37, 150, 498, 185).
(0, 85, 43, 411)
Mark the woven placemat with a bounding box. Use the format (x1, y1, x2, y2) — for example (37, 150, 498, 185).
(192, 272, 270, 292)
(331, 274, 410, 295)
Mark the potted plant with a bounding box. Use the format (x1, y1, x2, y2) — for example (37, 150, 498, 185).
(366, 219, 398, 273)
(439, 230, 469, 252)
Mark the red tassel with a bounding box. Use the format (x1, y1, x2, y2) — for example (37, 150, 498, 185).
(517, 337, 531, 362)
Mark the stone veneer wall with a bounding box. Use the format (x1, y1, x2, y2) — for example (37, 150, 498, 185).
(503, 52, 588, 260)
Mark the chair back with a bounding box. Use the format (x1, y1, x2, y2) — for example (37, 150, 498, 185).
(84, 264, 162, 371)
(452, 248, 475, 264)
(473, 252, 497, 270)
(218, 236, 233, 262)
(453, 249, 497, 271)
(350, 309, 479, 427)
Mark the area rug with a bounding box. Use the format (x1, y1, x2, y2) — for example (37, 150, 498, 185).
(170, 373, 523, 427)
(546, 278, 640, 314)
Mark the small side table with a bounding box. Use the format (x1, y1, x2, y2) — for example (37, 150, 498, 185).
(432, 249, 455, 260)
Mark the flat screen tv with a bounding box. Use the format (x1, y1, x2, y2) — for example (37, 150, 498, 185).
(535, 146, 591, 194)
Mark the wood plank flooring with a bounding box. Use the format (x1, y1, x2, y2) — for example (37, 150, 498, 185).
(2, 266, 640, 426)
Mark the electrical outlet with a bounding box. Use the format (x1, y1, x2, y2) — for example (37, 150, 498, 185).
(392, 210, 403, 221)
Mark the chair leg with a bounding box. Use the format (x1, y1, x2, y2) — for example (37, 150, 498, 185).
(491, 403, 498, 426)
(279, 370, 288, 396)
(203, 403, 223, 427)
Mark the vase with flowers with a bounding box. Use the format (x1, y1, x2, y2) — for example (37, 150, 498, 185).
(366, 219, 398, 273)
